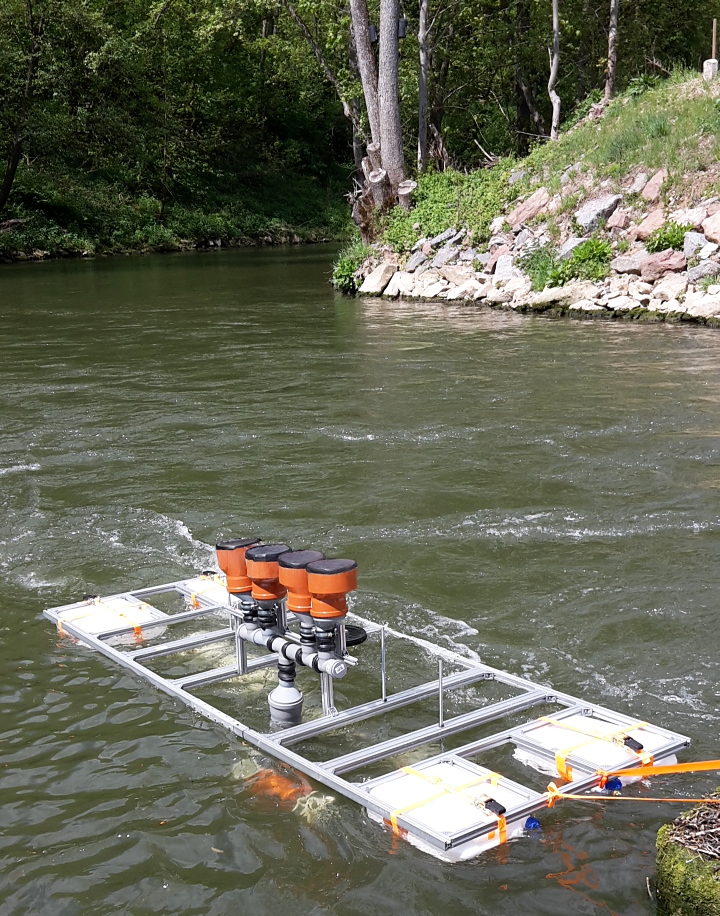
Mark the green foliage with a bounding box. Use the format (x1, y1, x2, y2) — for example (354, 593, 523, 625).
(519, 238, 612, 290)
(628, 74, 660, 97)
(332, 237, 370, 293)
(382, 162, 513, 253)
(645, 221, 693, 253)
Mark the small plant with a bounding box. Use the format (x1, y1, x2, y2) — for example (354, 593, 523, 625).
(332, 238, 371, 293)
(628, 74, 660, 97)
(517, 244, 559, 291)
(699, 275, 717, 292)
(564, 237, 613, 282)
(645, 221, 692, 253)
(520, 237, 613, 290)
(617, 237, 630, 253)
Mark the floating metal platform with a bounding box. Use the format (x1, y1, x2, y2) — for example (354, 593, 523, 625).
(44, 573, 690, 862)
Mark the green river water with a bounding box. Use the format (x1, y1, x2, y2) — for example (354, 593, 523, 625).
(1, 245, 720, 915)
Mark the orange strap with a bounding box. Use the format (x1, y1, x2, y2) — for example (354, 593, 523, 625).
(598, 759, 720, 785)
(546, 781, 720, 808)
(539, 716, 652, 780)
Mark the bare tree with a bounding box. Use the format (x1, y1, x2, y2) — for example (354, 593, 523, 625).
(548, 0, 561, 140)
(378, 0, 406, 190)
(604, 0, 619, 101)
(417, 0, 429, 172)
(349, 0, 381, 144)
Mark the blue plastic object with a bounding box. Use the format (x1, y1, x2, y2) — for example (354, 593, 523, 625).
(604, 777, 623, 793)
(525, 816, 542, 831)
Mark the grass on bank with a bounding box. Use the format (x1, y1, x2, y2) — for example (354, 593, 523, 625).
(345, 69, 720, 286)
(0, 164, 353, 260)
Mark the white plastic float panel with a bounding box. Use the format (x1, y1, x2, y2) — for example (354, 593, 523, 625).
(364, 756, 542, 861)
(511, 708, 681, 780)
(43, 573, 692, 861)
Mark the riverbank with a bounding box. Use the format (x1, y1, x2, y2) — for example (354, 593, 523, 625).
(0, 169, 351, 264)
(341, 72, 720, 328)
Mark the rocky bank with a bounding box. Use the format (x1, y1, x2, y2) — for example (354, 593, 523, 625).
(355, 169, 720, 328)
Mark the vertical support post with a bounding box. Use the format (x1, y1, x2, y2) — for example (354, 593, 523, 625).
(380, 624, 387, 702)
(320, 672, 336, 716)
(714, 19, 718, 60)
(236, 629, 247, 675)
(438, 658, 444, 728)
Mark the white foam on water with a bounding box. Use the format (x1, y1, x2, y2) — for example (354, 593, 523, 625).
(0, 463, 40, 476)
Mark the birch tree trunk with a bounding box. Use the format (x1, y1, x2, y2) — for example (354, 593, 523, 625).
(548, 0, 561, 141)
(417, 0, 429, 173)
(349, 0, 381, 145)
(378, 0, 406, 191)
(604, 0, 619, 101)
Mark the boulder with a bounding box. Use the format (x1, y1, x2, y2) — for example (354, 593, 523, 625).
(640, 249, 686, 282)
(405, 249, 427, 272)
(440, 265, 474, 285)
(359, 263, 397, 295)
(642, 168, 667, 202)
(529, 283, 594, 307)
(559, 237, 588, 259)
(487, 244, 511, 273)
(569, 300, 606, 312)
(574, 194, 622, 233)
(383, 271, 416, 298)
(458, 248, 477, 262)
(606, 208, 631, 230)
(411, 237, 428, 252)
(429, 227, 456, 248)
(654, 273, 688, 302)
(699, 242, 719, 260)
(635, 209, 665, 240)
(701, 210, 720, 244)
(514, 228, 534, 249)
(684, 232, 707, 259)
(430, 245, 458, 268)
(508, 170, 526, 186)
(628, 172, 648, 194)
(669, 206, 707, 229)
(489, 215, 506, 234)
(494, 255, 515, 282)
(446, 279, 482, 300)
(684, 294, 720, 318)
(485, 287, 513, 303)
(688, 260, 720, 284)
(611, 253, 649, 274)
(506, 186, 551, 227)
(488, 235, 508, 250)
(608, 295, 639, 311)
(423, 280, 450, 299)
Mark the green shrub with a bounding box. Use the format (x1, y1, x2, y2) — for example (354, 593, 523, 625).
(518, 244, 559, 291)
(645, 221, 693, 253)
(332, 237, 371, 293)
(519, 237, 612, 290)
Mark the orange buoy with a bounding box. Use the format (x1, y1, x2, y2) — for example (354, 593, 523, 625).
(215, 537, 260, 594)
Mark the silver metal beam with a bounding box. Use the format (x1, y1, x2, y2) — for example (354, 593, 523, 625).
(130, 628, 234, 660)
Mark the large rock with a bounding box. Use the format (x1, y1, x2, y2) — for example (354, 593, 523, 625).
(506, 187, 551, 227)
(606, 208, 631, 230)
(574, 194, 622, 232)
(485, 287, 513, 304)
(423, 280, 450, 299)
(440, 265, 474, 285)
(494, 255, 515, 282)
(701, 210, 720, 244)
(405, 249, 427, 272)
(684, 293, 720, 318)
(611, 253, 649, 274)
(487, 244, 511, 273)
(429, 227, 456, 248)
(688, 260, 720, 284)
(607, 295, 639, 311)
(635, 209, 665, 240)
(699, 242, 719, 260)
(383, 271, 416, 298)
(489, 215, 506, 234)
(654, 273, 688, 302)
(669, 206, 707, 229)
(642, 168, 667, 202)
(359, 263, 397, 295)
(628, 172, 648, 194)
(431, 244, 458, 268)
(559, 237, 587, 259)
(446, 279, 482, 300)
(684, 232, 707, 259)
(640, 249, 687, 282)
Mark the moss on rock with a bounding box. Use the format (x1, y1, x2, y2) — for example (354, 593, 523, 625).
(656, 818, 720, 916)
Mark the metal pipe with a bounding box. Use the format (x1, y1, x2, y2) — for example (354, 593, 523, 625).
(380, 624, 387, 702)
(237, 623, 347, 678)
(438, 658, 444, 728)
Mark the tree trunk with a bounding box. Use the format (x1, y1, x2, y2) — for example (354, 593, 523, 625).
(548, 0, 561, 141)
(368, 167, 393, 210)
(604, 0, 619, 101)
(349, 0, 381, 145)
(417, 0, 429, 173)
(398, 179, 418, 211)
(366, 141, 383, 171)
(0, 4, 41, 216)
(378, 0, 406, 192)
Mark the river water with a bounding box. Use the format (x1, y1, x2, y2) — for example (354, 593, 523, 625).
(1, 246, 719, 915)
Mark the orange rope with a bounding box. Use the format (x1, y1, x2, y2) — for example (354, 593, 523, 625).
(599, 759, 720, 784)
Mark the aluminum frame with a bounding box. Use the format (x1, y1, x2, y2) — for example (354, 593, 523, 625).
(44, 577, 691, 856)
